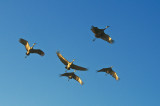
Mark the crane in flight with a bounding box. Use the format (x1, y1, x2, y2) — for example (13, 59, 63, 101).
(56, 51, 88, 72)
(19, 38, 44, 58)
(91, 26, 114, 44)
(97, 66, 120, 80)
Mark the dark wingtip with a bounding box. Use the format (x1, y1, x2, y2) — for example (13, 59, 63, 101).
(41, 52, 45, 56)
(97, 70, 101, 72)
(111, 40, 115, 44)
(91, 25, 94, 29)
(81, 82, 84, 85)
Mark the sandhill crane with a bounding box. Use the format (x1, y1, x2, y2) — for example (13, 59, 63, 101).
(60, 72, 83, 85)
(97, 66, 120, 80)
(19, 38, 44, 58)
(91, 26, 114, 44)
(56, 51, 88, 72)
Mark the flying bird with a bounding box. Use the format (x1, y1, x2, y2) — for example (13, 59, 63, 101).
(19, 38, 44, 58)
(56, 51, 88, 72)
(60, 72, 83, 85)
(97, 66, 120, 80)
(91, 25, 114, 44)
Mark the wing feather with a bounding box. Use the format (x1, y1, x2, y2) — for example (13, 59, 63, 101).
(72, 74, 83, 85)
(60, 73, 73, 77)
(19, 38, 30, 51)
(71, 64, 88, 71)
(56, 51, 69, 65)
(97, 68, 107, 72)
(109, 70, 119, 80)
(101, 34, 114, 44)
(30, 49, 44, 56)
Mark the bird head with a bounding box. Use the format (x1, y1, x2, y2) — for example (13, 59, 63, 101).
(106, 26, 110, 28)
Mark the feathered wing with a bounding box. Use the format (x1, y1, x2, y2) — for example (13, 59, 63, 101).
(91, 26, 104, 38)
(97, 68, 119, 80)
(19, 38, 30, 51)
(60, 73, 72, 77)
(30, 49, 45, 56)
(56, 51, 69, 65)
(101, 34, 114, 44)
(109, 70, 119, 80)
(91, 26, 99, 34)
(97, 68, 107, 72)
(72, 74, 83, 85)
(71, 64, 88, 71)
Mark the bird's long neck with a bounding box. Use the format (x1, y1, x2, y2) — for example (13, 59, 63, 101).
(31, 43, 36, 49)
(71, 59, 75, 64)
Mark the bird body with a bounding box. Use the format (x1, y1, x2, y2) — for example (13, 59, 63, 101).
(91, 26, 114, 43)
(19, 38, 44, 57)
(97, 66, 119, 80)
(56, 51, 88, 71)
(60, 72, 83, 85)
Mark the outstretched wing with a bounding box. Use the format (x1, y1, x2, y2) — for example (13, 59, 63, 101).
(30, 49, 45, 56)
(109, 70, 119, 80)
(97, 68, 107, 72)
(72, 74, 83, 85)
(19, 38, 30, 51)
(60, 72, 73, 77)
(71, 64, 88, 71)
(56, 51, 69, 65)
(91, 26, 99, 34)
(101, 34, 114, 44)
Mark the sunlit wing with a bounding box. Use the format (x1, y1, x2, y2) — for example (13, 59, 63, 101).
(56, 51, 69, 65)
(19, 38, 30, 51)
(73, 74, 83, 85)
(30, 49, 45, 56)
(101, 34, 114, 44)
(109, 70, 119, 80)
(71, 64, 88, 71)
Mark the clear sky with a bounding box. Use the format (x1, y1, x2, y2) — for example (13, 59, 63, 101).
(0, 0, 160, 106)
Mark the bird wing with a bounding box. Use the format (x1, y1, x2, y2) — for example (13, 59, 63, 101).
(30, 49, 45, 56)
(72, 74, 83, 85)
(71, 64, 88, 71)
(91, 26, 103, 36)
(60, 72, 73, 77)
(109, 70, 119, 80)
(97, 68, 107, 72)
(101, 34, 114, 44)
(56, 51, 69, 65)
(19, 38, 30, 51)
(91, 26, 99, 34)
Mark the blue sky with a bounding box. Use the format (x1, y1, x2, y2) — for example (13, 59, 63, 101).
(0, 0, 160, 106)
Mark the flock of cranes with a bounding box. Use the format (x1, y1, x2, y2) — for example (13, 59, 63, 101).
(19, 26, 119, 85)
